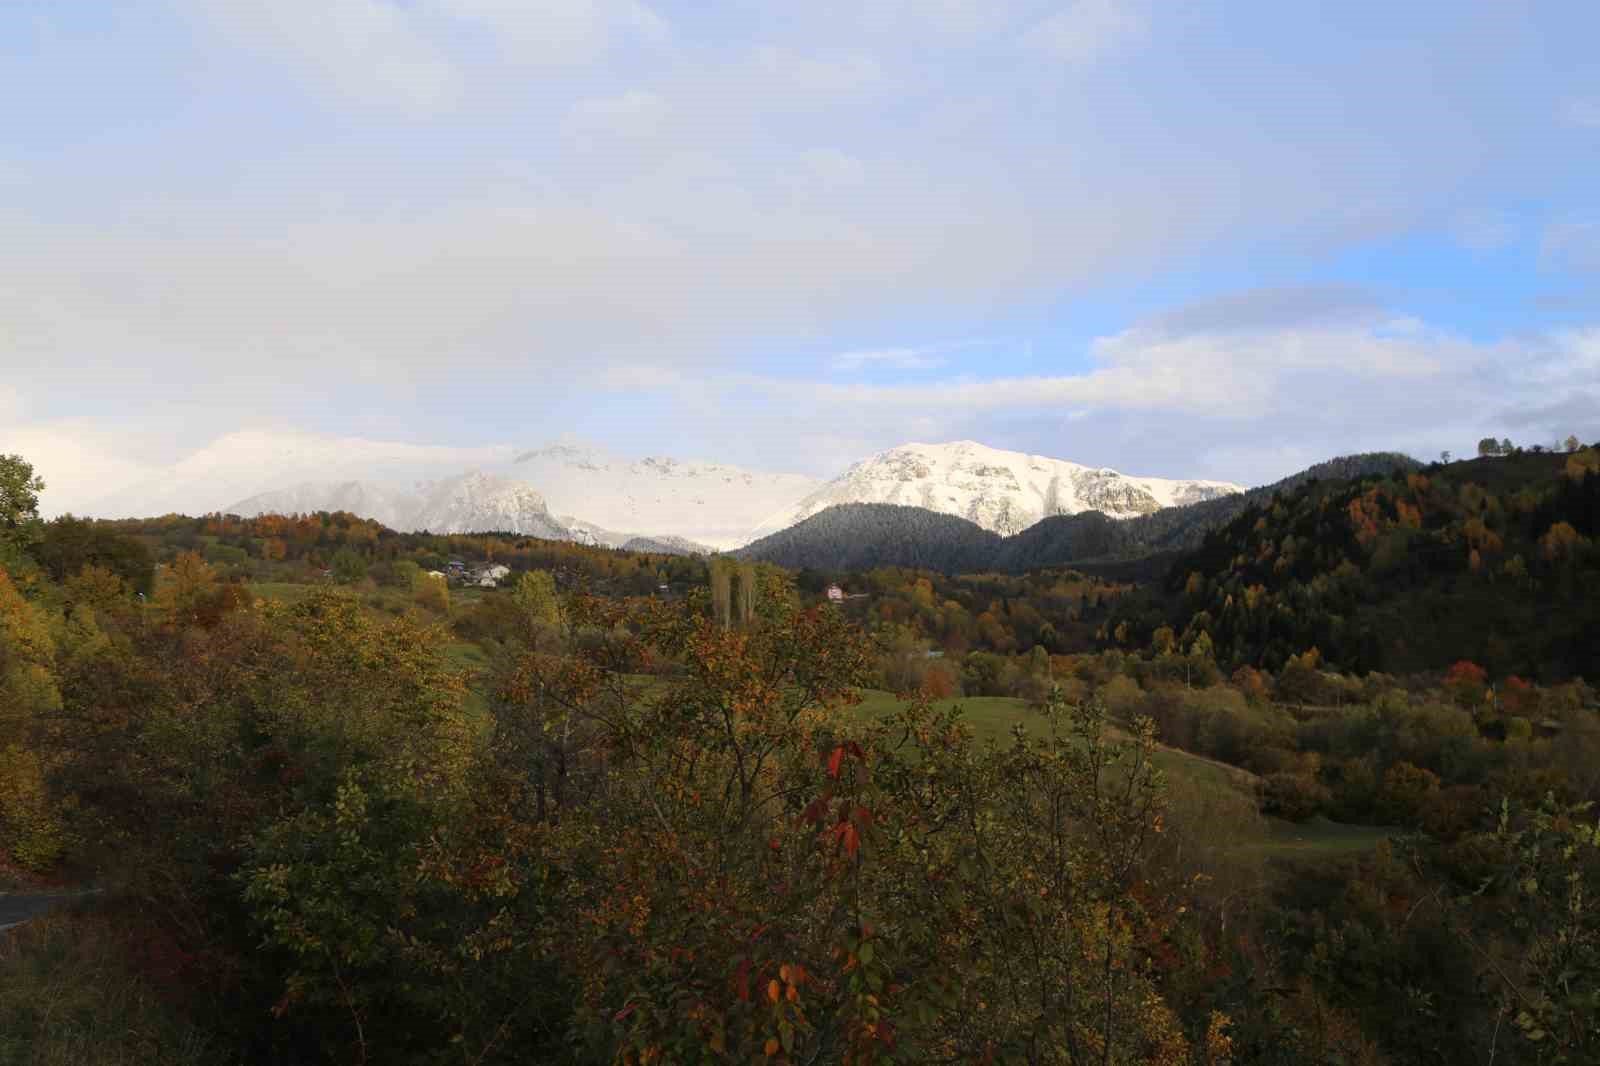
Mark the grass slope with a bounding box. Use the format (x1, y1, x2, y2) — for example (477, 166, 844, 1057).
(850, 689, 1390, 861)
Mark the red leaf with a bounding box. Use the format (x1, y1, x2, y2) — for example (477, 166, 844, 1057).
(735, 957, 751, 1001)
(827, 745, 845, 779)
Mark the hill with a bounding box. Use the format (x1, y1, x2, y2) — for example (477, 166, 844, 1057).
(737, 502, 1002, 572)
(1108, 446, 1600, 679)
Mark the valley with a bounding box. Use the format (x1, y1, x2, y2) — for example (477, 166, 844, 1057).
(4, 440, 1598, 1065)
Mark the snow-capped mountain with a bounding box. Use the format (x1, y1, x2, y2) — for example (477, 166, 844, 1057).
(509, 441, 822, 550)
(84, 429, 818, 549)
(84, 429, 1244, 550)
(744, 441, 1244, 541)
(408, 472, 571, 539)
(87, 429, 515, 521)
(619, 534, 715, 556)
(220, 480, 418, 531)
(228, 471, 572, 539)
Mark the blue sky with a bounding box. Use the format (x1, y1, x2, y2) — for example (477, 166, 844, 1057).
(3, 0, 1598, 513)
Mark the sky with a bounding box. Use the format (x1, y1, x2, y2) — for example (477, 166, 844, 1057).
(3, 0, 1599, 515)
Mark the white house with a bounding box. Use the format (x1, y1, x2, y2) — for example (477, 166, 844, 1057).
(826, 585, 845, 602)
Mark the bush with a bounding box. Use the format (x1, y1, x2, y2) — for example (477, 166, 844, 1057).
(1381, 761, 1442, 825)
(412, 570, 449, 614)
(1260, 771, 1332, 822)
(1100, 674, 1144, 719)
(0, 910, 220, 1066)
(0, 744, 67, 870)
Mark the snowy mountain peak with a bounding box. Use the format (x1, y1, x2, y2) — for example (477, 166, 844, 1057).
(229, 471, 571, 540)
(410, 471, 569, 539)
(745, 441, 1243, 541)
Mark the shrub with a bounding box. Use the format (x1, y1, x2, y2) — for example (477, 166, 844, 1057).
(1381, 761, 1442, 825)
(1100, 674, 1144, 719)
(1260, 771, 1332, 822)
(0, 910, 220, 1066)
(412, 570, 450, 613)
(0, 745, 67, 870)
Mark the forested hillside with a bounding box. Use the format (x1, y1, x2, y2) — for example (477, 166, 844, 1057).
(82, 510, 710, 595)
(1108, 446, 1600, 679)
(737, 502, 1003, 572)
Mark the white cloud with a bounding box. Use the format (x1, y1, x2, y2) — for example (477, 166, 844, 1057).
(831, 346, 948, 371)
(794, 319, 1450, 416)
(1024, 0, 1147, 67)
(430, 0, 667, 64)
(1453, 212, 1518, 252)
(747, 46, 886, 99)
(1563, 99, 1600, 129)
(564, 90, 671, 141)
(194, 0, 464, 116)
(0, 384, 19, 421)
(189, 0, 669, 115)
(1, 422, 161, 517)
(1543, 222, 1600, 274)
(592, 364, 684, 390)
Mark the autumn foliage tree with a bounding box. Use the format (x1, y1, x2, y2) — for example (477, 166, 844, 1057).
(0, 565, 66, 868)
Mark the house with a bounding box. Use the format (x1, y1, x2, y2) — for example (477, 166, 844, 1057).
(826, 585, 845, 602)
(472, 563, 512, 588)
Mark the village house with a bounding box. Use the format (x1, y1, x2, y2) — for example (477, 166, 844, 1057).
(826, 585, 845, 602)
(472, 563, 512, 588)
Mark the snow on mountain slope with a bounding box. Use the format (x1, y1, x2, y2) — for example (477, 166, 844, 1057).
(87, 429, 514, 520)
(408, 472, 571, 538)
(510, 440, 822, 551)
(744, 441, 1243, 541)
(226, 480, 418, 530)
(620, 534, 715, 556)
(84, 430, 812, 548)
(559, 516, 633, 548)
(228, 472, 572, 539)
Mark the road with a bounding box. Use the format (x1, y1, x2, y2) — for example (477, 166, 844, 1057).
(0, 891, 94, 933)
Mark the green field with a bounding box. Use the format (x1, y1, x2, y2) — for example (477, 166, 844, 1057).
(1251, 817, 1397, 859)
(245, 581, 320, 604)
(442, 642, 492, 670)
(850, 689, 1389, 862)
(851, 689, 1252, 791)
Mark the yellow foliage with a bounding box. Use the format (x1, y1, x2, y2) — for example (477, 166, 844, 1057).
(0, 566, 65, 868)
(0, 744, 66, 869)
(1540, 521, 1588, 562)
(1565, 447, 1599, 480)
(154, 550, 217, 623)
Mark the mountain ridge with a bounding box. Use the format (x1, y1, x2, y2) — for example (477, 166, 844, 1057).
(738, 452, 1422, 574)
(744, 440, 1243, 541)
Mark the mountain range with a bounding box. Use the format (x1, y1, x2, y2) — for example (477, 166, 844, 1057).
(745, 440, 1243, 541)
(80, 431, 1263, 553)
(736, 453, 1422, 575)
